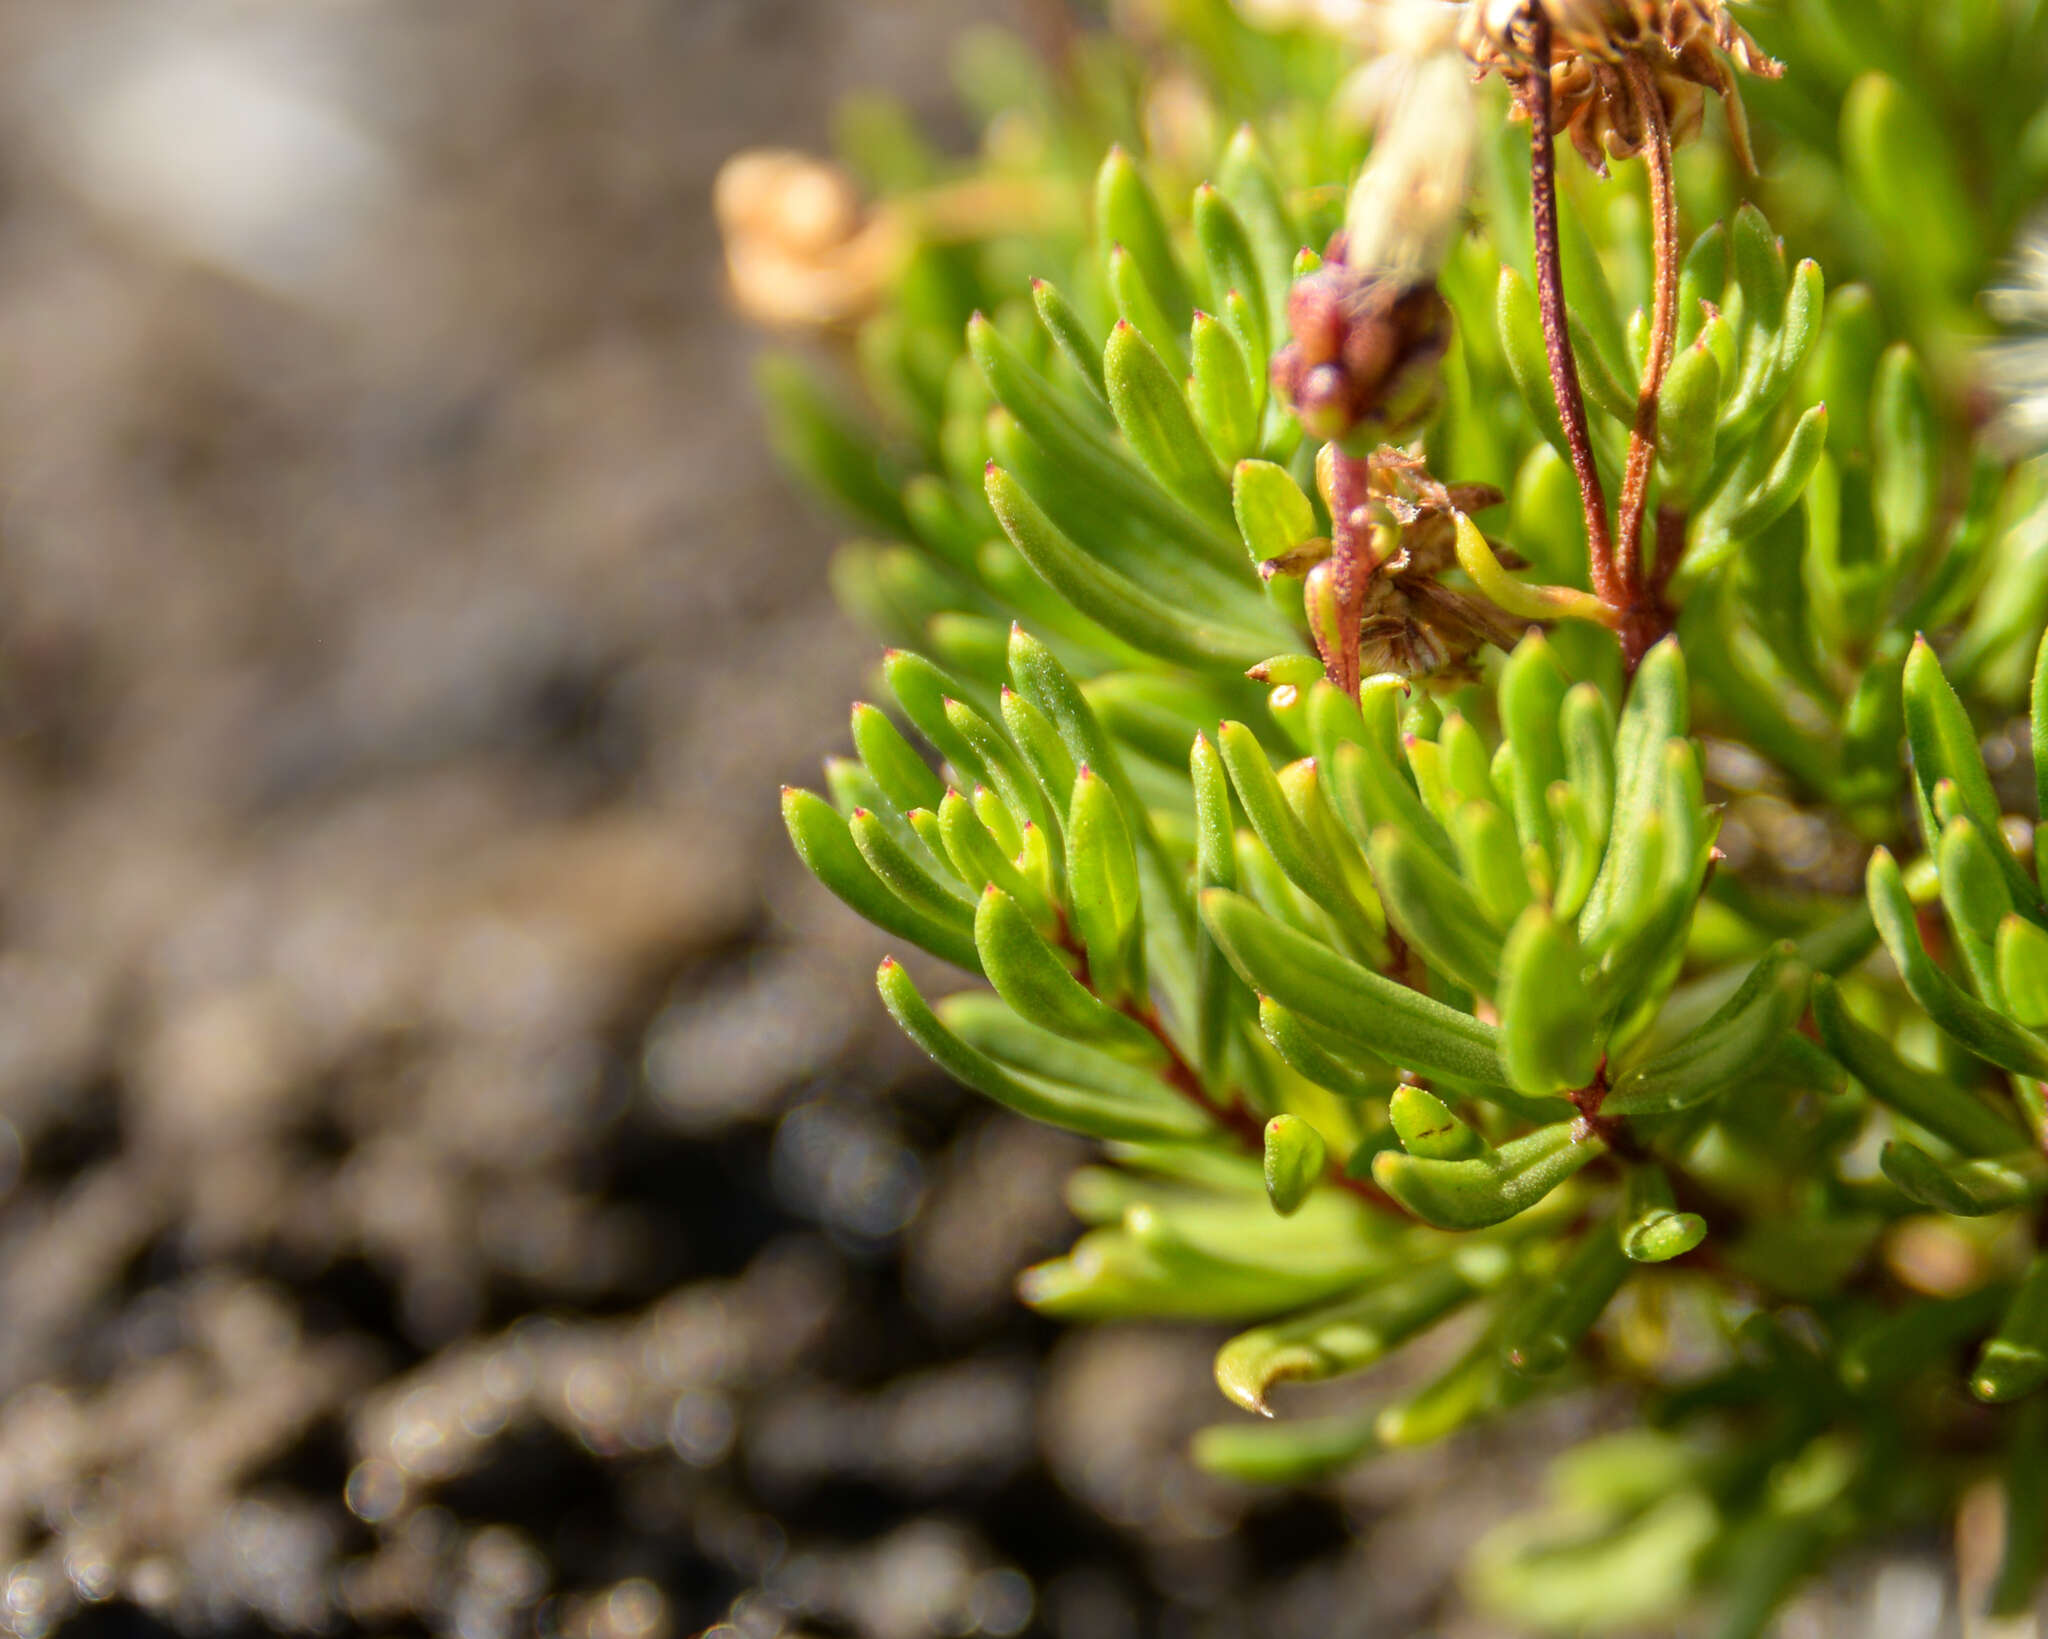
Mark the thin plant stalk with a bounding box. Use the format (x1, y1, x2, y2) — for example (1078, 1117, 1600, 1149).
(1516, 9, 1620, 617)
(1618, 53, 1682, 658)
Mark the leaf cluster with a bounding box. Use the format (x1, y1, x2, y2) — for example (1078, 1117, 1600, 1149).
(751, 11, 2048, 1633)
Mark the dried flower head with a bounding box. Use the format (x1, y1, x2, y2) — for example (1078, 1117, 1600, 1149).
(714, 150, 901, 330)
(1280, 446, 1521, 691)
(1270, 240, 1453, 446)
(1462, 0, 1782, 173)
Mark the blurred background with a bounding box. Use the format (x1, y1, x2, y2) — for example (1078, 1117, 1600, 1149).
(0, 4, 1978, 1639)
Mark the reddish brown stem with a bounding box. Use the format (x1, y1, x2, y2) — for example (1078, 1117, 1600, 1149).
(1322, 447, 1375, 699)
(1518, 11, 1620, 614)
(1123, 1000, 1406, 1214)
(1617, 54, 1681, 652)
(1060, 918, 1405, 1215)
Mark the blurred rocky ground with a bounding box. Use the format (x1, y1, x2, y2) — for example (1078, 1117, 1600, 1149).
(0, 3, 1975, 1638)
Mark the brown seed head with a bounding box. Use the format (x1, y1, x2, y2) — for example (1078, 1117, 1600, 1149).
(713, 149, 901, 329)
(1270, 241, 1452, 446)
(1462, 0, 1782, 173)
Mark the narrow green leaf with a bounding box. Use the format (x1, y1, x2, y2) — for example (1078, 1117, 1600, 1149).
(1009, 627, 1199, 1023)
(1991, 1401, 2048, 1616)
(1234, 458, 1319, 566)
(1193, 181, 1268, 364)
(1000, 685, 1080, 813)
(1720, 402, 1831, 549)
(1868, 848, 2048, 1078)
(1879, 1140, 2048, 1218)
(1872, 344, 1938, 560)
(1201, 889, 1512, 1086)
(1998, 914, 2048, 1028)
(1603, 944, 1810, 1116)
(1108, 242, 1192, 376)
(970, 778, 1023, 857)
(938, 789, 1051, 930)
(1328, 737, 1461, 875)
(1068, 766, 1146, 1006)
(1581, 638, 1687, 949)
(1838, 1283, 2010, 1394)
(784, 788, 983, 971)
(1724, 204, 1789, 425)
(944, 693, 1058, 844)
(1450, 800, 1536, 929)
(1560, 682, 1617, 852)
(1104, 319, 1231, 517)
(1192, 1409, 1379, 1484)
(1263, 1114, 1328, 1215)
(850, 807, 977, 924)
(1843, 71, 1980, 305)
(1376, 1327, 1527, 1447)
(851, 701, 947, 815)
(1441, 713, 1501, 808)
(968, 313, 1244, 574)
(1801, 284, 1881, 466)
(1390, 1086, 1485, 1160)
(1655, 336, 1722, 506)
(1501, 1218, 1632, 1377)
(1565, 307, 1637, 426)
(1498, 266, 1569, 460)
(1031, 277, 1107, 401)
(1222, 289, 1270, 416)
(1373, 1122, 1604, 1230)
(1216, 126, 1298, 343)
(1192, 731, 1242, 1088)
(1218, 720, 1368, 934)
(878, 959, 1205, 1140)
(976, 885, 1160, 1056)
(1369, 825, 1507, 998)
(757, 353, 909, 534)
(1499, 905, 1601, 1097)
(1939, 817, 2014, 1002)
(2034, 626, 2048, 864)
(882, 648, 995, 782)
(986, 465, 1277, 669)
(1096, 146, 1193, 334)
(1499, 632, 1572, 861)
(1258, 997, 1396, 1100)
(939, 991, 1212, 1121)
(1548, 783, 1602, 922)
(1811, 975, 2032, 1156)
(1619, 1166, 1706, 1263)
(1905, 636, 2041, 914)
(1190, 312, 1259, 466)
(1674, 221, 1725, 352)
(1454, 511, 1617, 628)
(1215, 1263, 1475, 1412)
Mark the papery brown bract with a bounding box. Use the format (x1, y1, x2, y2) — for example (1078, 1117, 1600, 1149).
(1462, 0, 1782, 172)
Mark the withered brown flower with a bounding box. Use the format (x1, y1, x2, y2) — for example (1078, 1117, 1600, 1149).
(1462, 0, 1782, 174)
(1269, 237, 1453, 447)
(714, 150, 901, 330)
(1275, 446, 1524, 693)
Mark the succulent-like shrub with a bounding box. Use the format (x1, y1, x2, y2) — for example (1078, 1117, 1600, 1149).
(728, 1, 2048, 1630)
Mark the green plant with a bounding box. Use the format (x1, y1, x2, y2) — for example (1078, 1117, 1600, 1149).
(734, 1, 2048, 1630)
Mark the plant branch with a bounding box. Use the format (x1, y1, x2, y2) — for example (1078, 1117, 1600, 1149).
(1517, 10, 1621, 614)
(1617, 54, 1682, 661)
(1058, 918, 1407, 1216)
(1122, 999, 1406, 1214)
